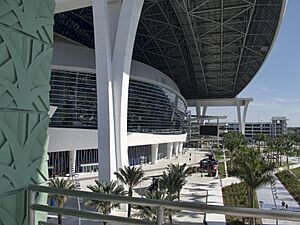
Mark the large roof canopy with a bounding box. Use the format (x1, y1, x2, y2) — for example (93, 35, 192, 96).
(54, 0, 286, 99)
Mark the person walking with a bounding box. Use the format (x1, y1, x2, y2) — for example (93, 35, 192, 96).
(281, 200, 285, 210)
(285, 204, 288, 211)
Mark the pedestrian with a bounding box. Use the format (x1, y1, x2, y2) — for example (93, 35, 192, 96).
(281, 200, 285, 210)
(285, 204, 288, 211)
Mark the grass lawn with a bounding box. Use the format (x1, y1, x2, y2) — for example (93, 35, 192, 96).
(291, 167, 300, 179)
(218, 162, 226, 179)
(276, 170, 300, 205)
(215, 154, 224, 161)
(222, 182, 261, 225)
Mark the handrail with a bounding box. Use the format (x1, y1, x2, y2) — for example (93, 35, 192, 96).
(38, 222, 60, 225)
(28, 184, 300, 225)
(33, 204, 154, 225)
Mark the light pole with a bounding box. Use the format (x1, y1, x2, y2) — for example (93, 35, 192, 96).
(271, 179, 278, 225)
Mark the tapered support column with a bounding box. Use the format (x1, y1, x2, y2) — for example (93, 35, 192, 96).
(93, 0, 117, 182)
(166, 143, 173, 159)
(178, 142, 184, 154)
(236, 101, 243, 133)
(236, 99, 249, 134)
(93, 0, 144, 181)
(151, 144, 159, 164)
(112, 0, 144, 171)
(173, 142, 180, 157)
(0, 1, 55, 224)
(69, 150, 77, 175)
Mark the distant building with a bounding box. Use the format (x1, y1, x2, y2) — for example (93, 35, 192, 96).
(225, 117, 288, 140)
(287, 127, 300, 134)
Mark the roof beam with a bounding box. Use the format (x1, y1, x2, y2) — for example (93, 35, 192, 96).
(55, 0, 119, 14)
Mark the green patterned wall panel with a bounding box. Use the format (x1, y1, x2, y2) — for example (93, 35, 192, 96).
(0, 0, 55, 224)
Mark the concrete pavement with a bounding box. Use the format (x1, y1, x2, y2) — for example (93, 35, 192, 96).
(256, 176, 300, 225)
(48, 149, 227, 225)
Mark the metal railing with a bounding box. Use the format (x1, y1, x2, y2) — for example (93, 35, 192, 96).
(28, 184, 300, 225)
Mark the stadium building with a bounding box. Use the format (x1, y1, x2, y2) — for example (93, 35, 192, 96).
(0, 1, 287, 222)
(47, 0, 286, 180)
(49, 0, 284, 181)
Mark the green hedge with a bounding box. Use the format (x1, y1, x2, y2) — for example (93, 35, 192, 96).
(291, 167, 300, 179)
(222, 182, 259, 225)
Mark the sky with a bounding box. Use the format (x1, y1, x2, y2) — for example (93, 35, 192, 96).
(192, 0, 300, 127)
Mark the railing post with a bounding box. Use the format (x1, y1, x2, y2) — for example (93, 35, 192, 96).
(156, 206, 164, 225)
(28, 189, 36, 225)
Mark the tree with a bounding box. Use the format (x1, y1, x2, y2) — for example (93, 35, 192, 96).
(223, 132, 246, 171)
(223, 132, 246, 156)
(133, 190, 177, 224)
(85, 180, 126, 225)
(231, 147, 275, 225)
(254, 133, 267, 151)
(161, 163, 193, 201)
(114, 166, 145, 217)
(281, 134, 296, 170)
(49, 177, 79, 224)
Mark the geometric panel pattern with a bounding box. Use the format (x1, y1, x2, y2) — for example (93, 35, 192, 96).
(0, 0, 55, 224)
(134, 0, 285, 99)
(54, 0, 285, 99)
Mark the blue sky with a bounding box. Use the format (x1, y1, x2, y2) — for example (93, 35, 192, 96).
(195, 1, 300, 127)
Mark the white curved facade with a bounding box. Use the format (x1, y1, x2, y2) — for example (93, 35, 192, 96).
(48, 35, 187, 175)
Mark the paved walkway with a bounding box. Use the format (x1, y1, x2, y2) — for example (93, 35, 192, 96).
(256, 176, 300, 225)
(137, 149, 226, 225)
(48, 149, 226, 225)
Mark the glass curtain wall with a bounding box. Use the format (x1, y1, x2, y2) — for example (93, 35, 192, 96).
(49, 69, 187, 134)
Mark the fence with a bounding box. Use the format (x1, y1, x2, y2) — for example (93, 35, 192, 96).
(28, 184, 300, 225)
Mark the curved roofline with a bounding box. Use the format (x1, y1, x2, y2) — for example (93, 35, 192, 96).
(54, 0, 287, 99)
(238, 0, 287, 96)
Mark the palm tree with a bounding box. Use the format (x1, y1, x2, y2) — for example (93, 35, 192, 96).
(85, 180, 126, 225)
(223, 132, 246, 171)
(223, 132, 246, 155)
(49, 177, 78, 224)
(254, 133, 267, 151)
(114, 166, 145, 217)
(161, 163, 193, 201)
(133, 190, 177, 224)
(281, 133, 296, 169)
(231, 147, 275, 225)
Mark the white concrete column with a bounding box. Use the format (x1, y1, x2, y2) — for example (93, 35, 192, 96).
(178, 142, 183, 154)
(151, 144, 159, 164)
(166, 143, 173, 159)
(236, 99, 249, 135)
(242, 102, 249, 135)
(92, 0, 144, 181)
(69, 150, 76, 175)
(112, 0, 144, 170)
(236, 100, 243, 134)
(173, 142, 179, 157)
(93, 0, 117, 182)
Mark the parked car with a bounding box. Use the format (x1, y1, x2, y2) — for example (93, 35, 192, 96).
(199, 158, 218, 170)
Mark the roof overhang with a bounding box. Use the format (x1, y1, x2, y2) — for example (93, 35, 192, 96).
(53, 0, 287, 100)
(187, 97, 253, 107)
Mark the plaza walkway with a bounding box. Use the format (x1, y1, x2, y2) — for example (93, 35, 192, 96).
(256, 176, 300, 225)
(48, 149, 226, 225)
(138, 149, 226, 225)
